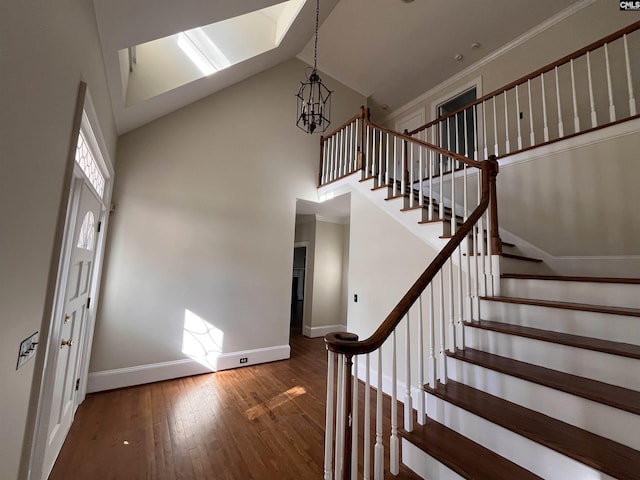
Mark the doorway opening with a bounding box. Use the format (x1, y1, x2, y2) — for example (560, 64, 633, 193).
(290, 246, 306, 334)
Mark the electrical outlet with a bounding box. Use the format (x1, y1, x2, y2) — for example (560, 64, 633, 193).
(16, 332, 39, 370)
(239, 357, 248, 364)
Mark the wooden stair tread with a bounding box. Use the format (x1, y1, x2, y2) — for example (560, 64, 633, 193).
(482, 295, 640, 317)
(426, 381, 640, 480)
(500, 252, 543, 263)
(448, 348, 640, 414)
(501, 273, 640, 284)
(464, 319, 640, 359)
(400, 418, 542, 480)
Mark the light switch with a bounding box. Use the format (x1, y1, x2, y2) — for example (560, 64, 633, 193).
(16, 332, 39, 370)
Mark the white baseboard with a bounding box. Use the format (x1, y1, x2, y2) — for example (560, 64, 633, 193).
(87, 344, 290, 393)
(303, 324, 346, 338)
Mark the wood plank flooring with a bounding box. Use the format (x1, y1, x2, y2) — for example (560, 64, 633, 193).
(50, 334, 421, 479)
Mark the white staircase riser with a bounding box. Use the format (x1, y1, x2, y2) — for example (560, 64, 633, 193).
(501, 278, 640, 309)
(447, 356, 640, 450)
(464, 327, 640, 390)
(480, 300, 640, 345)
(401, 439, 465, 480)
(426, 394, 617, 480)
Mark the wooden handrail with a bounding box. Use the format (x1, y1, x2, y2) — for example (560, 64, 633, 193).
(408, 20, 640, 137)
(324, 156, 497, 356)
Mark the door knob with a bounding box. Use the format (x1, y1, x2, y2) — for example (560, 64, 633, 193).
(60, 338, 74, 349)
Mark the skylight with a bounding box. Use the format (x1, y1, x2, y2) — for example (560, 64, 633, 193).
(120, 0, 306, 106)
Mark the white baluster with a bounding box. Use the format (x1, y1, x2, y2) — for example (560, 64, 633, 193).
(404, 312, 413, 432)
(419, 146, 424, 208)
(365, 125, 371, 177)
(401, 137, 407, 196)
(390, 331, 399, 475)
(324, 351, 335, 480)
(429, 132, 435, 221)
(378, 130, 383, 186)
(449, 258, 455, 351)
(351, 355, 359, 480)
(541, 73, 550, 142)
(409, 142, 415, 208)
(482, 101, 489, 160)
(555, 66, 564, 138)
(428, 282, 436, 388)
(393, 136, 398, 197)
(374, 351, 384, 479)
(338, 130, 344, 178)
(439, 124, 444, 220)
(587, 51, 598, 128)
(624, 34, 637, 116)
(349, 123, 355, 173)
(515, 84, 523, 150)
(364, 353, 371, 480)
(355, 118, 360, 172)
(527, 79, 535, 146)
(571, 59, 581, 133)
(439, 272, 447, 384)
(492, 97, 499, 156)
(385, 132, 390, 186)
(504, 92, 511, 153)
(605, 43, 616, 123)
(417, 295, 425, 425)
(335, 354, 344, 480)
(473, 105, 479, 161)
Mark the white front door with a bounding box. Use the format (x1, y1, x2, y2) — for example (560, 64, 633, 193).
(43, 180, 102, 474)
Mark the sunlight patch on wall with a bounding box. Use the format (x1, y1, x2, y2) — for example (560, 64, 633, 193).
(120, 0, 306, 106)
(182, 309, 224, 371)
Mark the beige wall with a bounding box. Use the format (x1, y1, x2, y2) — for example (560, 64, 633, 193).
(91, 59, 364, 372)
(0, 1, 117, 477)
(384, 0, 640, 266)
(294, 216, 350, 334)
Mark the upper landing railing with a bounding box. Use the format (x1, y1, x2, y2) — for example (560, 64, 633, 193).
(408, 21, 640, 159)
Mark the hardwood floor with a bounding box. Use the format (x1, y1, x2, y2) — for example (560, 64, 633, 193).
(50, 334, 421, 479)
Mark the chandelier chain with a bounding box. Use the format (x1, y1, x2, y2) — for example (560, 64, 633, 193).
(313, 0, 319, 71)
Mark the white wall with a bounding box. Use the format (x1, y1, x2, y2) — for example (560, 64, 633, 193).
(0, 1, 117, 478)
(91, 59, 364, 379)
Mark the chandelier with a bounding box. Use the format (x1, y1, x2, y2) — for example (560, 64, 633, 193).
(296, 0, 332, 134)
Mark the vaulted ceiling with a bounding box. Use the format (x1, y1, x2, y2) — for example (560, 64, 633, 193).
(92, 0, 583, 134)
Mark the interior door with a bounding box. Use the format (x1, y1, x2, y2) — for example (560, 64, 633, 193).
(43, 180, 102, 474)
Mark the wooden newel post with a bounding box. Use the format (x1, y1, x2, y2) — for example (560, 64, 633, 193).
(488, 155, 503, 255)
(358, 106, 367, 174)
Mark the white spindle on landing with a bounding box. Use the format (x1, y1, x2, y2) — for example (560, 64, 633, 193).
(541, 73, 550, 142)
(482, 100, 489, 160)
(504, 92, 511, 153)
(365, 125, 371, 177)
(492, 96, 499, 155)
(555, 66, 565, 137)
(624, 34, 637, 116)
(385, 132, 390, 187)
(571, 59, 581, 132)
(393, 135, 398, 197)
(400, 138, 406, 197)
(378, 130, 384, 186)
(528, 79, 535, 146)
(604, 43, 616, 123)
(419, 146, 424, 208)
(587, 51, 598, 128)
(409, 143, 415, 208)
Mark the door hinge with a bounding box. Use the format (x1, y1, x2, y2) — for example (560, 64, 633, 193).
(86, 297, 91, 309)
(75, 378, 80, 391)
(97, 221, 102, 233)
